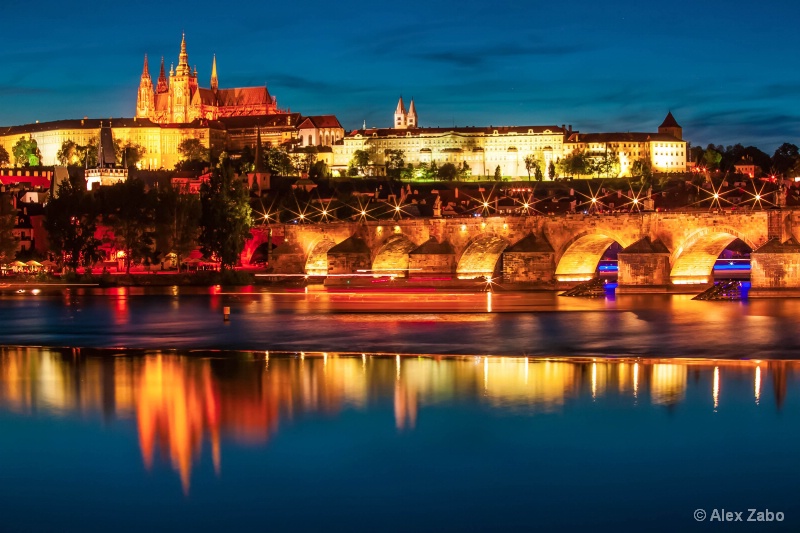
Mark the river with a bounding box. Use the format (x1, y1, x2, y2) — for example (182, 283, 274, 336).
(0, 287, 798, 532)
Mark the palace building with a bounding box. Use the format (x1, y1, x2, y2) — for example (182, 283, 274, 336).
(331, 100, 686, 179)
(0, 35, 343, 171)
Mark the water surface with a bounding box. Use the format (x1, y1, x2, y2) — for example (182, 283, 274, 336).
(0, 349, 797, 532)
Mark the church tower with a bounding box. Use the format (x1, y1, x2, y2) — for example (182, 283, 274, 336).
(169, 33, 197, 123)
(136, 55, 154, 119)
(394, 97, 407, 129)
(407, 98, 417, 128)
(210, 54, 218, 92)
(156, 57, 168, 94)
(658, 111, 682, 140)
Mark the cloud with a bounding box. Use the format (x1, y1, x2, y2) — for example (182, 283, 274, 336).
(412, 42, 582, 68)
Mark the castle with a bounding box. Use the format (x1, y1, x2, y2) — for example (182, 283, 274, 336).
(136, 34, 280, 124)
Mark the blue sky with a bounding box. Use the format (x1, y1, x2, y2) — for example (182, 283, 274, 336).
(1, 0, 798, 152)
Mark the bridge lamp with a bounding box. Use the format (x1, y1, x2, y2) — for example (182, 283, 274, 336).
(361, 210, 367, 217)
(591, 197, 597, 203)
(755, 194, 761, 201)
(322, 210, 328, 216)
(461, 224, 467, 232)
(632, 198, 638, 205)
(299, 214, 305, 221)
(713, 193, 719, 200)
(394, 205, 401, 212)
(523, 202, 529, 210)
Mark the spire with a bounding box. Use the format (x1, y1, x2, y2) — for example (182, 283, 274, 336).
(407, 98, 417, 128)
(210, 54, 218, 91)
(254, 125, 264, 172)
(156, 57, 168, 93)
(176, 32, 190, 75)
(395, 96, 406, 114)
(141, 54, 151, 79)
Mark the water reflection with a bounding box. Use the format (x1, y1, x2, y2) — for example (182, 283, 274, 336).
(0, 347, 797, 493)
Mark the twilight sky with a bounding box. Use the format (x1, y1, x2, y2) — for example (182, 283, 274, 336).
(1, 0, 798, 152)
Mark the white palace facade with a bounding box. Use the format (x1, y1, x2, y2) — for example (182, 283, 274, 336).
(331, 100, 687, 178)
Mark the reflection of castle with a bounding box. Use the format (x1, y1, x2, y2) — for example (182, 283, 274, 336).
(0, 349, 793, 492)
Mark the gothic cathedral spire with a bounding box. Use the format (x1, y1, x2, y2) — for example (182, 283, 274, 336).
(156, 57, 168, 93)
(211, 54, 218, 92)
(136, 54, 154, 119)
(176, 32, 190, 76)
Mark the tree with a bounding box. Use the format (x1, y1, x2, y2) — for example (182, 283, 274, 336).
(0, 145, 9, 167)
(773, 143, 799, 176)
(102, 178, 155, 274)
(438, 162, 458, 181)
(117, 141, 146, 169)
(703, 146, 722, 170)
(178, 139, 210, 163)
(494, 165, 502, 181)
(350, 149, 371, 175)
(44, 178, 102, 272)
(57, 140, 81, 166)
(308, 160, 329, 179)
(12, 137, 42, 167)
(199, 158, 253, 270)
(156, 184, 201, 272)
(0, 191, 17, 264)
(548, 161, 556, 180)
(385, 149, 405, 178)
(524, 154, 542, 182)
(631, 158, 653, 180)
(557, 152, 590, 177)
(458, 161, 471, 181)
(265, 146, 293, 176)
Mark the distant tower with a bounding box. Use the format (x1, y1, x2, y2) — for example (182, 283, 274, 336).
(169, 33, 197, 123)
(210, 54, 218, 92)
(658, 111, 682, 140)
(394, 96, 407, 129)
(407, 98, 417, 128)
(156, 57, 168, 94)
(136, 55, 154, 118)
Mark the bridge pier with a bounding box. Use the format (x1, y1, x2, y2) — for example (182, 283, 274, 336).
(750, 238, 800, 297)
(501, 234, 555, 284)
(616, 238, 671, 293)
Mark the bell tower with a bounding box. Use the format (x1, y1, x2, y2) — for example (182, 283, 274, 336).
(169, 33, 194, 123)
(394, 97, 407, 129)
(136, 54, 154, 119)
(407, 98, 417, 128)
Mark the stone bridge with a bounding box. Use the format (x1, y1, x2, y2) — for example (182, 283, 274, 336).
(259, 209, 800, 293)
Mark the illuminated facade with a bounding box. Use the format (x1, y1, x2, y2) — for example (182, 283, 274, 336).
(136, 35, 280, 124)
(333, 98, 566, 177)
(331, 103, 686, 178)
(563, 113, 687, 175)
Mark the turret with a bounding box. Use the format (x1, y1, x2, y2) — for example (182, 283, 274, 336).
(394, 97, 407, 129)
(176, 32, 190, 76)
(136, 54, 154, 118)
(407, 98, 417, 128)
(211, 54, 218, 92)
(156, 56, 168, 94)
(658, 111, 682, 140)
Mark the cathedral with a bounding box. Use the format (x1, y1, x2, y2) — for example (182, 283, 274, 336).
(136, 34, 281, 124)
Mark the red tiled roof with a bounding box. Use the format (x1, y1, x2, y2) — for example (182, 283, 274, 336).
(299, 115, 342, 129)
(216, 87, 271, 107)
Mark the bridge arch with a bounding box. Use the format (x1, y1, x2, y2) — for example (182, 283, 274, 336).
(372, 235, 418, 277)
(555, 230, 634, 282)
(670, 227, 757, 284)
(456, 235, 510, 279)
(304, 238, 337, 275)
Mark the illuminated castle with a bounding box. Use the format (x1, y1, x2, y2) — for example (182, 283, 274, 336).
(136, 34, 280, 124)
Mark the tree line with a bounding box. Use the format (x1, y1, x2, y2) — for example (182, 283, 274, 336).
(36, 157, 251, 274)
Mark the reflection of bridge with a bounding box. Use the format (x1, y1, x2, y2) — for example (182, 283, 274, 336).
(258, 209, 800, 293)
